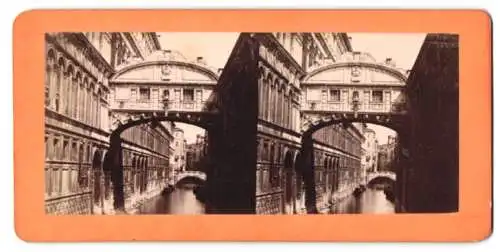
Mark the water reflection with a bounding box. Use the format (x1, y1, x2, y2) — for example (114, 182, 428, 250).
(330, 188, 395, 214)
(138, 183, 205, 214)
(138, 184, 394, 215)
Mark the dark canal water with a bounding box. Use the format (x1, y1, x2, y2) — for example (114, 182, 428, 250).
(330, 187, 396, 214)
(137, 183, 205, 214)
(137, 184, 394, 214)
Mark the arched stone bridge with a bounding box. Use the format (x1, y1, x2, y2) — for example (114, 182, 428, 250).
(366, 171, 396, 184)
(108, 49, 221, 135)
(300, 51, 409, 134)
(104, 50, 220, 210)
(110, 110, 219, 135)
(175, 171, 207, 184)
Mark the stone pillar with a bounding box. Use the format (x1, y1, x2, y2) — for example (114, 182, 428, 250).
(203, 126, 220, 213)
(107, 132, 125, 211)
(300, 133, 319, 214)
(404, 34, 459, 213)
(204, 33, 259, 214)
(394, 126, 411, 213)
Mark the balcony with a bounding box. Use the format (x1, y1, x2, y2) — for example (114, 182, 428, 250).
(112, 97, 207, 113)
(164, 100, 204, 112)
(302, 100, 406, 115)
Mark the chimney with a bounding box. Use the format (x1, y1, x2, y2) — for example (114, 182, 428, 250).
(217, 68, 224, 74)
(353, 51, 361, 61)
(196, 56, 206, 64)
(161, 50, 172, 60)
(385, 57, 392, 64)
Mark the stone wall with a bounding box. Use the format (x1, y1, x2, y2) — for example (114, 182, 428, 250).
(402, 33, 459, 213)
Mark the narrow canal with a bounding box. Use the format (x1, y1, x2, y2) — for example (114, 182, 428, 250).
(137, 184, 394, 214)
(137, 183, 206, 214)
(330, 187, 396, 214)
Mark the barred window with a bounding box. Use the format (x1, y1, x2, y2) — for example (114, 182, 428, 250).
(139, 88, 150, 101)
(329, 89, 340, 101)
(372, 90, 383, 103)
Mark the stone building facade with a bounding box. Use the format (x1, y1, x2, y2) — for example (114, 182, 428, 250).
(361, 126, 379, 176)
(251, 33, 364, 214)
(185, 134, 208, 171)
(171, 127, 187, 173)
(397, 34, 459, 213)
(44, 32, 176, 215)
(377, 135, 397, 172)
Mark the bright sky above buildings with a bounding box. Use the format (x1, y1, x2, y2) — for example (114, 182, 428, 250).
(158, 32, 426, 145)
(349, 33, 426, 70)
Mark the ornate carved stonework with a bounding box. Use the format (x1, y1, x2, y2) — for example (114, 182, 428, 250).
(351, 66, 361, 77)
(160, 64, 172, 79)
(300, 111, 406, 134)
(110, 110, 219, 134)
(256, 192, 283, 214)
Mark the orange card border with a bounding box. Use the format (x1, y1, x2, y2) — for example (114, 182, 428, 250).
(13, 9, 492, 242)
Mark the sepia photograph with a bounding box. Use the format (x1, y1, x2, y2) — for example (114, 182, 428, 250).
(43, 31, 459, 215)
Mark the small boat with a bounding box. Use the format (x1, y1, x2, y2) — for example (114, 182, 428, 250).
(161, 185, 175, 196)
(352, 187, 364, 197)
(194, 185, 207, 203)
(384, 188, 395, 202)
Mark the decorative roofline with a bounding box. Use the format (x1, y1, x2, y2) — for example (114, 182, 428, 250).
(302, 61, 408, 83)
(110, 60, 219, 82)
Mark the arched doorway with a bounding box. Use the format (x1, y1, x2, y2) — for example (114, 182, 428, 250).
(323, 158, 329, 192)
(138, 158, 144, 193)
(135, 157, 141, 193)
(142, 158, 149, 193)
(283, 150, 294, 214)
(329, 157, 335, 193)
(102, 151, 111, 200)
(294, 152, 303, 213)
(77, 144, 87, 190)
(92, 149, 102, 204)
(131, 156, 137, 194)
(332, 156, 339, 193)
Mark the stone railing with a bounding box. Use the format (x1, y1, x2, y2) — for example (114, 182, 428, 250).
(45, 191, 93, 215)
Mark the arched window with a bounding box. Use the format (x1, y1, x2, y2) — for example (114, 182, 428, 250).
(73, 72, 81, 119)
(89, 83, 96, 126)
(272, 79, 280, 124)
(283, 89, 289, 129)
(277, 82, 283, 126)
(81, 77, 88, 121)
(86, 82, 92, 124)
(96, 88, 102, 127)
(77, 75, 84, 120)
(86, 144, 92, 163)
(265, 75, 273, 121)
(55, 57, 65, 113)
(65, 64, 75, 116)
(258, 68, 265, 119)
(45, 49, 56, 107)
